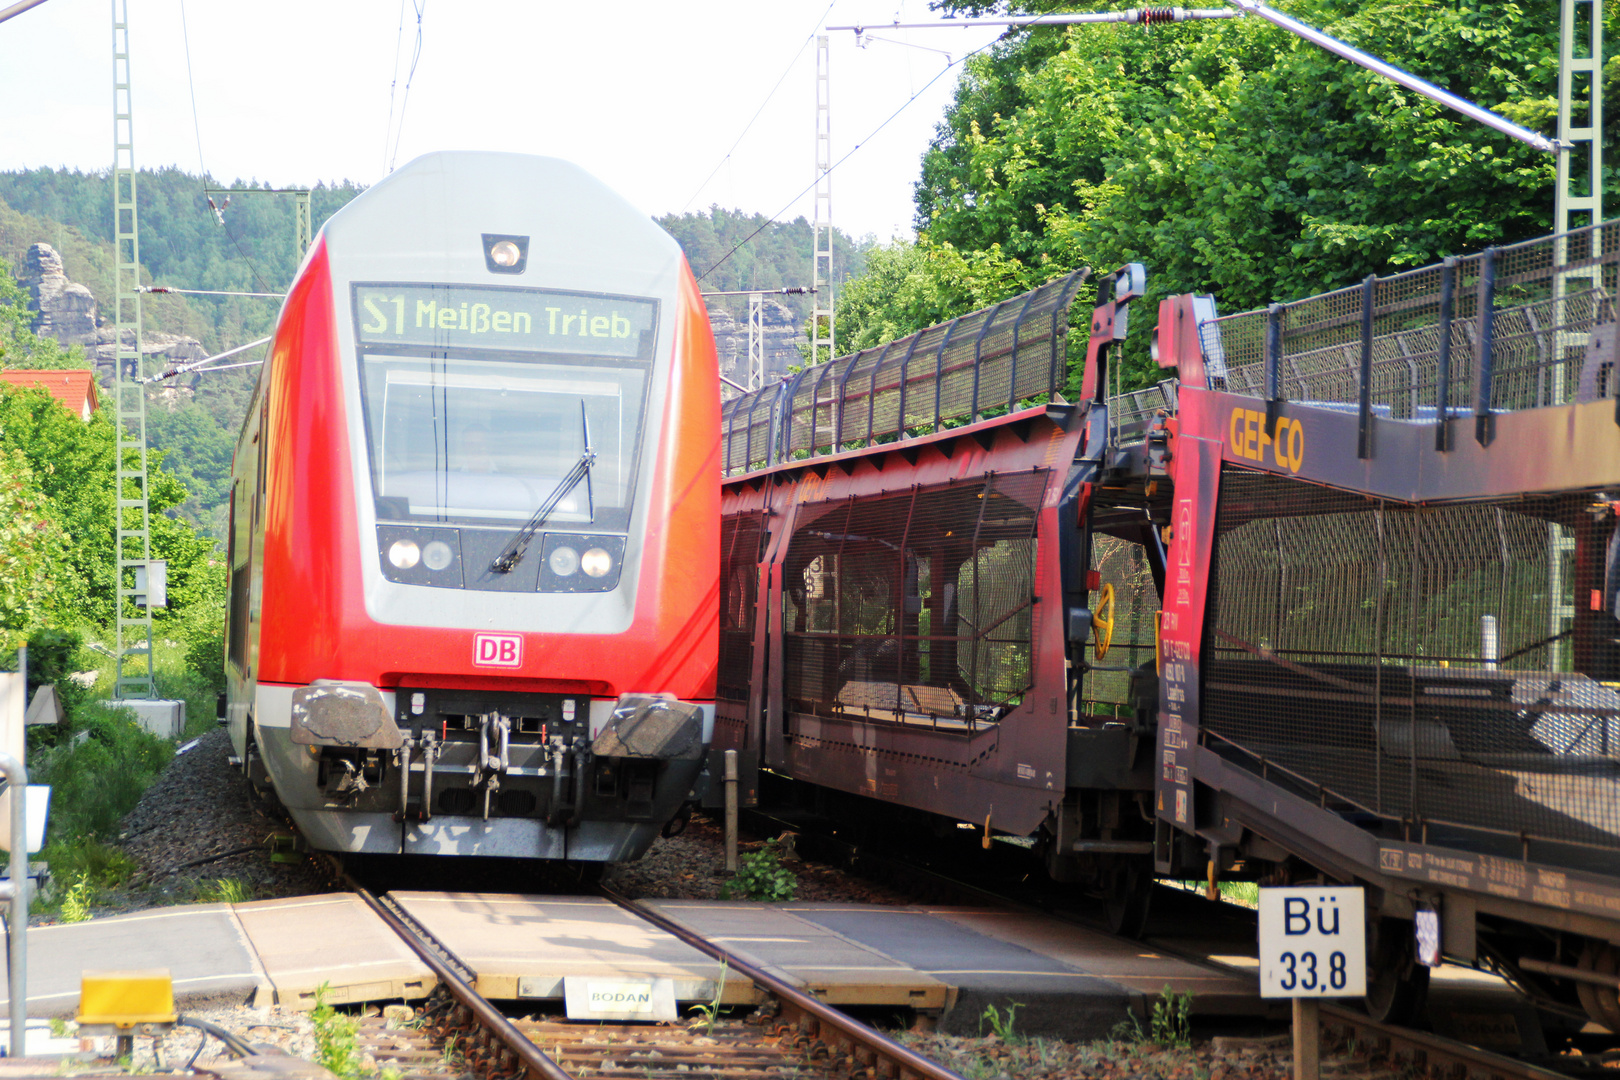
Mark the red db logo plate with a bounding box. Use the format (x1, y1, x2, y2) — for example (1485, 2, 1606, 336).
(473, 633, 523, 668)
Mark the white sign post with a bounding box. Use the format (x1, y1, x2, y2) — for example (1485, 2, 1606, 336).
(1259, 886, 1367, 1080)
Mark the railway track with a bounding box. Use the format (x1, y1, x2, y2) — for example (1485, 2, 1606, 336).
(344, 883, 964, 1080)
(739, 807, 1607, 1080)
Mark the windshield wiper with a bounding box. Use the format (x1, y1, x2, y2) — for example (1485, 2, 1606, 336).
(491, 403, 595, 574)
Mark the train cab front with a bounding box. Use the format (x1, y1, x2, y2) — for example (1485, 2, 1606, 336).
(283, 681, 709, 861)
(246, 153, 721, 864)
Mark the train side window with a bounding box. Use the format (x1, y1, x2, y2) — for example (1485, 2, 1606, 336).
(227, 477, 253, 673)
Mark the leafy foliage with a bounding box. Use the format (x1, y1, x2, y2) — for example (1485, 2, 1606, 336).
(0, 377, 222, 629)
(145, 400, 236, 537)
(34, 702, 172, 840)
(0, 168, 361, 354)
(840, 0, 1592, 391)
(58, 874, 95, 923)
(195, 877, 252, 904)
(0, 450, 77, 653)
(657, 206, 872, 326)
(312, 985, 364, 1079)
(719, 838, 799, 901)
(1150, 987, 1194, 1048)
(686, 959, 728, 1035)
(980, 1001, 1026, 1042)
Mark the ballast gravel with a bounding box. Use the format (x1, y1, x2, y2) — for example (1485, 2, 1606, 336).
(99, 728, 335, 917)
(45, 728, 1329, 1080)
(83, 727, 910, 917)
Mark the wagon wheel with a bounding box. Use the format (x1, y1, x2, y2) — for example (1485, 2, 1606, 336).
(1363, 916, 1430, 1024)
(1575, 939, 1620, 1032)
(1093, 583, 1116, 661)
(1103, 854, 1154, 939)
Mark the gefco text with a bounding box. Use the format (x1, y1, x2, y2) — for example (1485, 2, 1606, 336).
(1228, 407, 1305, 474)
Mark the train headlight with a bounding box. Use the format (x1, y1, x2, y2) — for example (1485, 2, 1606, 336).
(422, 540, 454, 571)
(581, 547, 613, 578)
(548, 545, 580, 576)
(388, 539, 421, 569)
(482, 233, 529, 274)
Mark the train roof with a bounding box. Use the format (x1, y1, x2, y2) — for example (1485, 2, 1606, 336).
(320, 152, 684, 296)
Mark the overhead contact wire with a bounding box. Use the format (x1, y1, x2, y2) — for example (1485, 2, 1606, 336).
(696, 33, 995, 284)
(386, 0, 428, 173)
(679, 0, 838, 214)
(175, 0, 277, 308)
(381, 0, 408, 172)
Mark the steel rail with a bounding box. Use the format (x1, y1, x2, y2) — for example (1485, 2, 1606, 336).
(599, 885, 966, 1080)
(1319, 1003, 1572, 1080)
(742, 808, 1591, 1080)
(351, 884, 575, 1080)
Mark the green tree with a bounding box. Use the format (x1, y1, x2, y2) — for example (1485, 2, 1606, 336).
(840, 0, 1581, 391)
(0, 450, 77, 653)
(835, 237, 1048, 352)
(0, 383, 219, 630)
(0, 254, 85, 371)
(145, 399, 235, 535)
(656, 207, 871, 325)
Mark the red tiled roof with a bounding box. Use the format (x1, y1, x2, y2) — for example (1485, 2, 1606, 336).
(0, 370, 100, 420)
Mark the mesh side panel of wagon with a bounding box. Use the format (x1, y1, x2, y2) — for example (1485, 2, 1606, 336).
(718, 511, 763, 706)
(1203, 467, 1620, 858)
(778, 471, 1049, 728)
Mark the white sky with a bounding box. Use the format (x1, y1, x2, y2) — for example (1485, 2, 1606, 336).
(0, 0, 1007, 246)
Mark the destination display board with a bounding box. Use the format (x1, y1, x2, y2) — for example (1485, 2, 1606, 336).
(353, 283, 656, 359)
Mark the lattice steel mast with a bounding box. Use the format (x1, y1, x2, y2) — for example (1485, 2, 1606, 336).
(112, 0, 153, 698)
(811, 34, 835, 366)
(748, 291, 765, 389)
(1548, 0, 1603, 669)
(1556, 0, 1603, 238)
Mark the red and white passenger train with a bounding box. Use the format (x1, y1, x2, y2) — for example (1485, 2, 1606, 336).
(224, 152, 720, 862)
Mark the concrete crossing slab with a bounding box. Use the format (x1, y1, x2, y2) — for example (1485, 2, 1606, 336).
(782, 903, 1266, 1038)
(388, 893, 750, 1005)
(5, 892, 1265, 1039)
(1, 905, 268, 1017)
(233, 893, 435, 1009)
(638, 900, 952, 1010)
(926, 906, 1265, 1015)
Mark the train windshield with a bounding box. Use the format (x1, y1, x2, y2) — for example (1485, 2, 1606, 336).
(352, 283, 657, 532)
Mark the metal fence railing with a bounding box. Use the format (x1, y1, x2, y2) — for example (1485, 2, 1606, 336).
(720, 270, 1090, 476)
(1199, 221, 1620, 450)
(1110, 381, 1178, 443)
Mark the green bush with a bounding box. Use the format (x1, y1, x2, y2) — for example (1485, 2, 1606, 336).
(720, 839, 798, 902)
(33, 701, 170, 842)
(42, 837, 135, 891)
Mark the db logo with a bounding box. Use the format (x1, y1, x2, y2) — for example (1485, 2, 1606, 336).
(473, 633, 523, 668)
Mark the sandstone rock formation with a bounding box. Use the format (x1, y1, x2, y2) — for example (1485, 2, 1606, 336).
(706, 298, 806, 389)
(21, 243, 98, 346)
(90, 330, 208, 377)
(14, 242, 208, 377)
